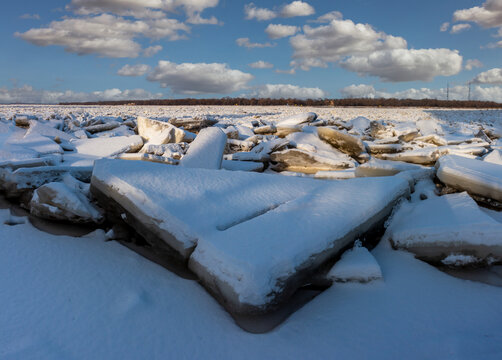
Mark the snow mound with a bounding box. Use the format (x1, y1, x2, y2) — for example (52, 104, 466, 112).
(327, 243, 383, 283)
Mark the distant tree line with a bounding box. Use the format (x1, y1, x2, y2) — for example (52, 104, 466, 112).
(59, 97, 502, 108)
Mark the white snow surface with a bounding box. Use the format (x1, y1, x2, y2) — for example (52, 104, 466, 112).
(0, 211, 501, 359)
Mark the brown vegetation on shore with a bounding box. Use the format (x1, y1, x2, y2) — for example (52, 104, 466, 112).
(59, 97, 502, 108)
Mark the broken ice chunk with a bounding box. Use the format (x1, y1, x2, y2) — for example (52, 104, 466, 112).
(483, 150, 502, 166)
(30, 181, 103, 224)
(386, 192, 502, 264)
(355, 158, 427, 177)
(270, 148, 355, 174)
(221, 160, 264, 172)
(137, 117, 185, 145)
(180, 127, 226, 169)
(276, 112, 317, 127)
(436, 155, 502, 202)
(317, 127, 366, 157)
(378, 148, 440, 165)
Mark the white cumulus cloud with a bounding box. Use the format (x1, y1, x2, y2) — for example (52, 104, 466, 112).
(450, 23, 471, 34)
(465, 59, 483, 71)
(236, 37, 275, 48)
(265, 24, 299, 39)
(16, 14, 189, 58)
(249, 61, 274, 69)
(17, 0, 222, 58)
(244, 3, 276, 21)
(67, 0, 220, 20)
(117, 64, 152, 76)
(147, 61, 254, 94)
(340, 48, 463, 82)
(280, 1, 315, 18)
(20, 13, 40, 20)
(143, 45, 163, 57)
(0, 84, 163, 104)
(340, 84, 378, 98)
(453, 0, 502, 29)
(290, 19, 408, 70)
(472, 68, 502, 84)
(250, 84, 326, 99)
(440, 22, 450, 32)
(244, 1, 314, 21)
(309, 11, 343, 23)
(340, 83, 502, 102)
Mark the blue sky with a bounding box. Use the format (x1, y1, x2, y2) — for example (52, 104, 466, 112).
(1, 0, 502, 103)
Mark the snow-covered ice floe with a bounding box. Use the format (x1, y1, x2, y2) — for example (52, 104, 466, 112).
(436, 154, 502, 202)
(91, 159, 409, 313)
(189, 175, 409, 313)
(386, 192, 502, 264)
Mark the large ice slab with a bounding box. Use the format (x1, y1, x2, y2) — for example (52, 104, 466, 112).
(180, 127, 226, 169)
(137, 117, 185, 145)
(386, 192, 502, 264)
(436, 155, 502, 202)
(91, 159, 326, 259)
(30, 181, 103, 224)
(189, 176, 409, 314)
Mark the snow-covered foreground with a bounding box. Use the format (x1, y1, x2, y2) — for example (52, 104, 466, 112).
(1, 105, 502, 358)
(1, 209, 501, 359)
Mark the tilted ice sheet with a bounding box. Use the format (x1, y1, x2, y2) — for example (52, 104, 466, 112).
(191, 176, 409, 306)
(91, 159, 329, 255)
